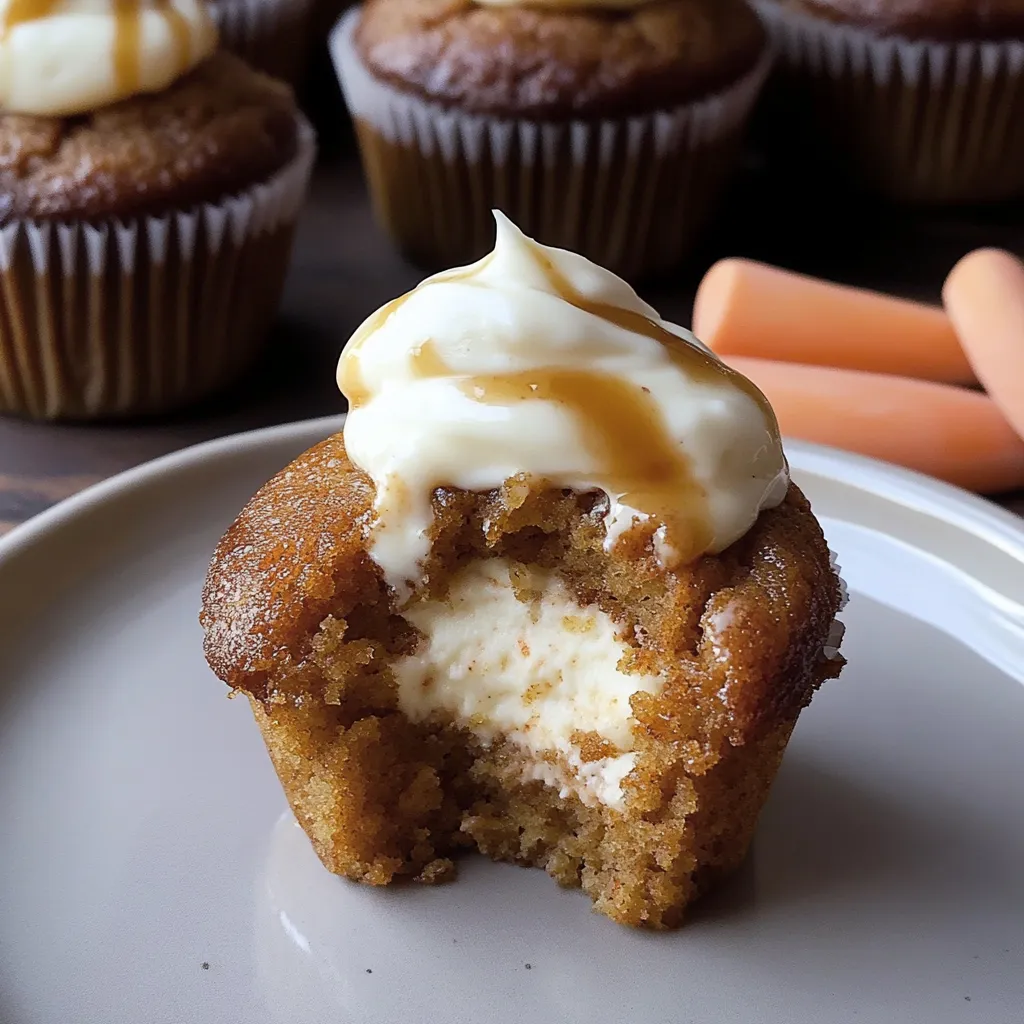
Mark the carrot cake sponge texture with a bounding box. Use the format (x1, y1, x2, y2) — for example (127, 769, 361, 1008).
(201, 214, 845, 928)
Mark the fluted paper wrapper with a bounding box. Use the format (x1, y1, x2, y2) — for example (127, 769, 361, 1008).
(0, 119, 315, 421)
(211, 0, 313, 83)
(756, 1, 1024, 203)
(331, 9, 771, 279)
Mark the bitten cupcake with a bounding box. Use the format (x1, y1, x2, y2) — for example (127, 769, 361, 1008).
(202, 214, 845, 929)
(331, 0, 772, 278)
(209, 0, 314, 83)
(0, 0, 315, 420)
(756, 0, 1024, 203)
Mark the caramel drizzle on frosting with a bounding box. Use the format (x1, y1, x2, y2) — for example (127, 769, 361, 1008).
(3, 0, 193, 96)
(2, 0, 60, 29)
(461, 368, 714, 561)
(340, 247, 779, 565)
(112, 0, 141, 92)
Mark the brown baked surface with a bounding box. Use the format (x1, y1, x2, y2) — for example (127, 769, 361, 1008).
(354, 0, 767, 119)
(783, 0, 1024, 39)
(201, 432, 844, 928)
(0, 52, 300, 223)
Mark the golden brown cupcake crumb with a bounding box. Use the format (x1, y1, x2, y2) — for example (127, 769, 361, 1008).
(354, 0, 767, 118)
(0, 52, 300, 223)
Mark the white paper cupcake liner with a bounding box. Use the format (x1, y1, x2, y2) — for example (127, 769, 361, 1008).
(755, 1, 1024, 202)
(211, 0, 314, 82)
(331, 8, 772, 278)
(0, 117, 315, 421)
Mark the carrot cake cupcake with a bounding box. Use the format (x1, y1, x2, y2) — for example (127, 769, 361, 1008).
(0, 0, 315, 419)
(756, 0, 1024, 202)
(201, 213, 845, 929)
(331, 0, 772, 278)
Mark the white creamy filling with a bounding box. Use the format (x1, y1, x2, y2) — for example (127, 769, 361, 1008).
(392, 559, 663, 810)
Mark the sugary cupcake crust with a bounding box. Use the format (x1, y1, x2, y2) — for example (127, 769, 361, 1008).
(353, 0, 767, 118)
(0, 52, 300, 223)
(783, 0, 1024, 40)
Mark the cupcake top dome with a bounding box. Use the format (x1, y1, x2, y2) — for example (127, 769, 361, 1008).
(338, 212, 788, 596)
(354, 0, 767, 118)
(784, 0, 1024, 40)
(0, 51, 300, 222)
(0, 0, 217, 116)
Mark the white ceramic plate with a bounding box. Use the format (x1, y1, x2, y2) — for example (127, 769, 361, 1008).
(1, 417, 1022, 1024)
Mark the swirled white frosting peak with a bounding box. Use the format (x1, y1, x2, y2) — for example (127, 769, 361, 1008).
(338, 212, 789, 599)
(0, 0, 217, 117)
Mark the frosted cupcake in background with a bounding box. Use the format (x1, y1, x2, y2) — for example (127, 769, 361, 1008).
(0, 0, 315, 420)
(755, 0, 1024, 204)
(330, 0, 773, 279)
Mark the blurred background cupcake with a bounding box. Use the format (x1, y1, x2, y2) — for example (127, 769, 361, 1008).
(209, 0, 315, 83)
(331, 0, 773, 279)
(756, 0, 1024, 204)
(0, 0, 315, 420)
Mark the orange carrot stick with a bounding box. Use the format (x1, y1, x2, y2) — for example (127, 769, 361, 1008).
(726, 357, 1024, 493)
(695, 259, 975, 385)
(943, 248, 1024, 444)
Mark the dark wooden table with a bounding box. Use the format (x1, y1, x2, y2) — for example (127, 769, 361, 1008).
(1, 125, 1023, 532)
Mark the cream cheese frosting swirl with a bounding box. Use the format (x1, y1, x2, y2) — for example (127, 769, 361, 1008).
(339, 212, 789, 599)
(0, 0, 217, 117)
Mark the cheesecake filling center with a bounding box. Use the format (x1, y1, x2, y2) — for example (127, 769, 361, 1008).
(392, 558, 664, 810)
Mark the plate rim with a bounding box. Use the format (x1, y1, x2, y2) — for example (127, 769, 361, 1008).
(2, 416, 1023, 567)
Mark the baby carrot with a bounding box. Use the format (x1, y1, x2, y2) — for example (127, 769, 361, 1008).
(944, 249, 1024, 444)
(695, 259, 975, 385)
(726, 356, 1024, 493)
